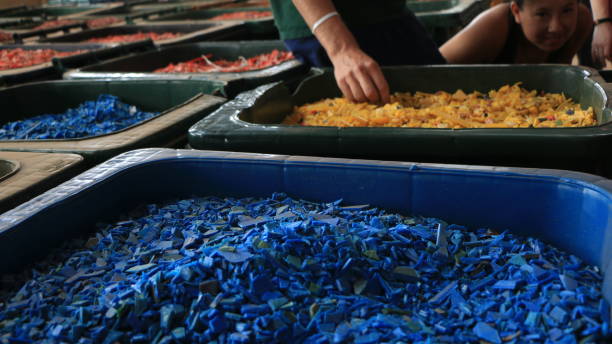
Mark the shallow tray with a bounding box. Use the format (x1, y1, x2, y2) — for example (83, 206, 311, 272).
(0, 41, 155, 87)
(37, 22, 246, 46)
(0, 79, 226, 163)
(63, 40, 308, 97)
(0, 148, 609, 309)
(188, 65, 612, 177)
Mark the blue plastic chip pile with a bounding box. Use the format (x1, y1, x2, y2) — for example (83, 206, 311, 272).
(0, 94, 158, 140)
(0, 193, 610, 343)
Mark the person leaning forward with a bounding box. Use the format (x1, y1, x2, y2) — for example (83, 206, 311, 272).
(269, 0, 446, 104)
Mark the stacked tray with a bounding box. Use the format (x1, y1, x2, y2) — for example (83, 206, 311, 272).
(0, 4, 116, 19)
(63, 40, 309, 97)
(148, 6, 277, 40)
(0, 41, 155, 87)
(36, 22, 246, 46)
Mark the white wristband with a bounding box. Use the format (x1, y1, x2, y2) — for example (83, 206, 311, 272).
(311, 11, 339, 34)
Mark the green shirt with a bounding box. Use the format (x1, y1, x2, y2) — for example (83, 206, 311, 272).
(270, 0, 407, 40)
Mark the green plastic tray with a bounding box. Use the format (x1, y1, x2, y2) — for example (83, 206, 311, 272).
(64, 40, 309, 97)
(0, 79, 226, 163)
(0, 151, 83, 215)
(37, 22, 245, 46)
(189, 65, 612, 177)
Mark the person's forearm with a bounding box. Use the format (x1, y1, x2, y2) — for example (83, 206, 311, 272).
(591, 0, 610, 20)
(291, 0, 360, 59)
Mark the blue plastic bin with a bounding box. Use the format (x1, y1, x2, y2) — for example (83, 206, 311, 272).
(0, 148, 610, 308)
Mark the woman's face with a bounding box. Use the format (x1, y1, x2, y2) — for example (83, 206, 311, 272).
(511, 0, 578, 52)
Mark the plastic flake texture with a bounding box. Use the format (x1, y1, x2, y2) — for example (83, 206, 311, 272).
(0, 192, 610, 343)
(0, 94, 158, 140)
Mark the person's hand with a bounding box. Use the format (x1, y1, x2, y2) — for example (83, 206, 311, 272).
(592, 22, 612, 68)
(329, 47, 390, 104)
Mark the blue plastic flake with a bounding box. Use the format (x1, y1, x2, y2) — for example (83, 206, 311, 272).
(0, 193, 609, 343)
(492, 280, 522, 291)
(216, 249, 254, 263)
(560, 274, 578, 290)
(0, 94, 158, 140)
(473, 322, 501, 344)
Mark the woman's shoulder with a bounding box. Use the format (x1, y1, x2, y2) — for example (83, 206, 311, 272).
(440, 3, 512, 64)
(480, 3, 512, 27)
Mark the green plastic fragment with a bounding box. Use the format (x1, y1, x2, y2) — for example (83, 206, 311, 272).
(286, 255, 302, 269)
(308, 282, 321, 294)
(219, 246, 236, 252)
(382, 308, 411, 315)
(309, 303, 319, 318)
(405, 319, 422, 332)
(508, 254, 527, 266)
(105, 307, 117, 318)
(126, 263, 156, 273)
(354, 279, 367, 295)
(363, 249, 379, 260)
(267, 297, 289, 311)
(281, 301, 294, 309)
(256, 240, 270, 249)
(172, 327, 186, 340)
(393, 266, 420, 282)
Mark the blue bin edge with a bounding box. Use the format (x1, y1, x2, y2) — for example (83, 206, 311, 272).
(0, 148, 610, 309)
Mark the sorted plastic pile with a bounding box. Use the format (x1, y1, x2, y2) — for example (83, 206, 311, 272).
(283, 83, 597, 128)
(154, 50, 294, 73)
(209, 11, 272, 20)
(86, 17, 122, 29)
(0, 48, 86, 70)
(33, 19, 79, 30)
(0, 31, 12, 43)
(0, 193, 609, 343)
(0, 94, 158, 140)
(85, 32, 181, 43)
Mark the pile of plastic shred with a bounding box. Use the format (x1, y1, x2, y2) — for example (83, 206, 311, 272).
(85, 32, 181, 43)
(0, 48, 86, 70)
(0, 31, 13, 43)
(86, 17, 123, 29)
(154, 50, 294, 73)
(33, 19, 79, 30)
(209, 11, 272, 20)
(0, 94, 158, 140)
(0, 193, 609, 343)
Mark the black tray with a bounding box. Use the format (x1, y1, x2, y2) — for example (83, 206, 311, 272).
(37, 22, 246, 46)
(149, 6, 277, 39)
(0, 41, 155, 87)
(188, 65, 612, 177)
(64, 40, 309, 97)
(0, 79, 226, 163)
